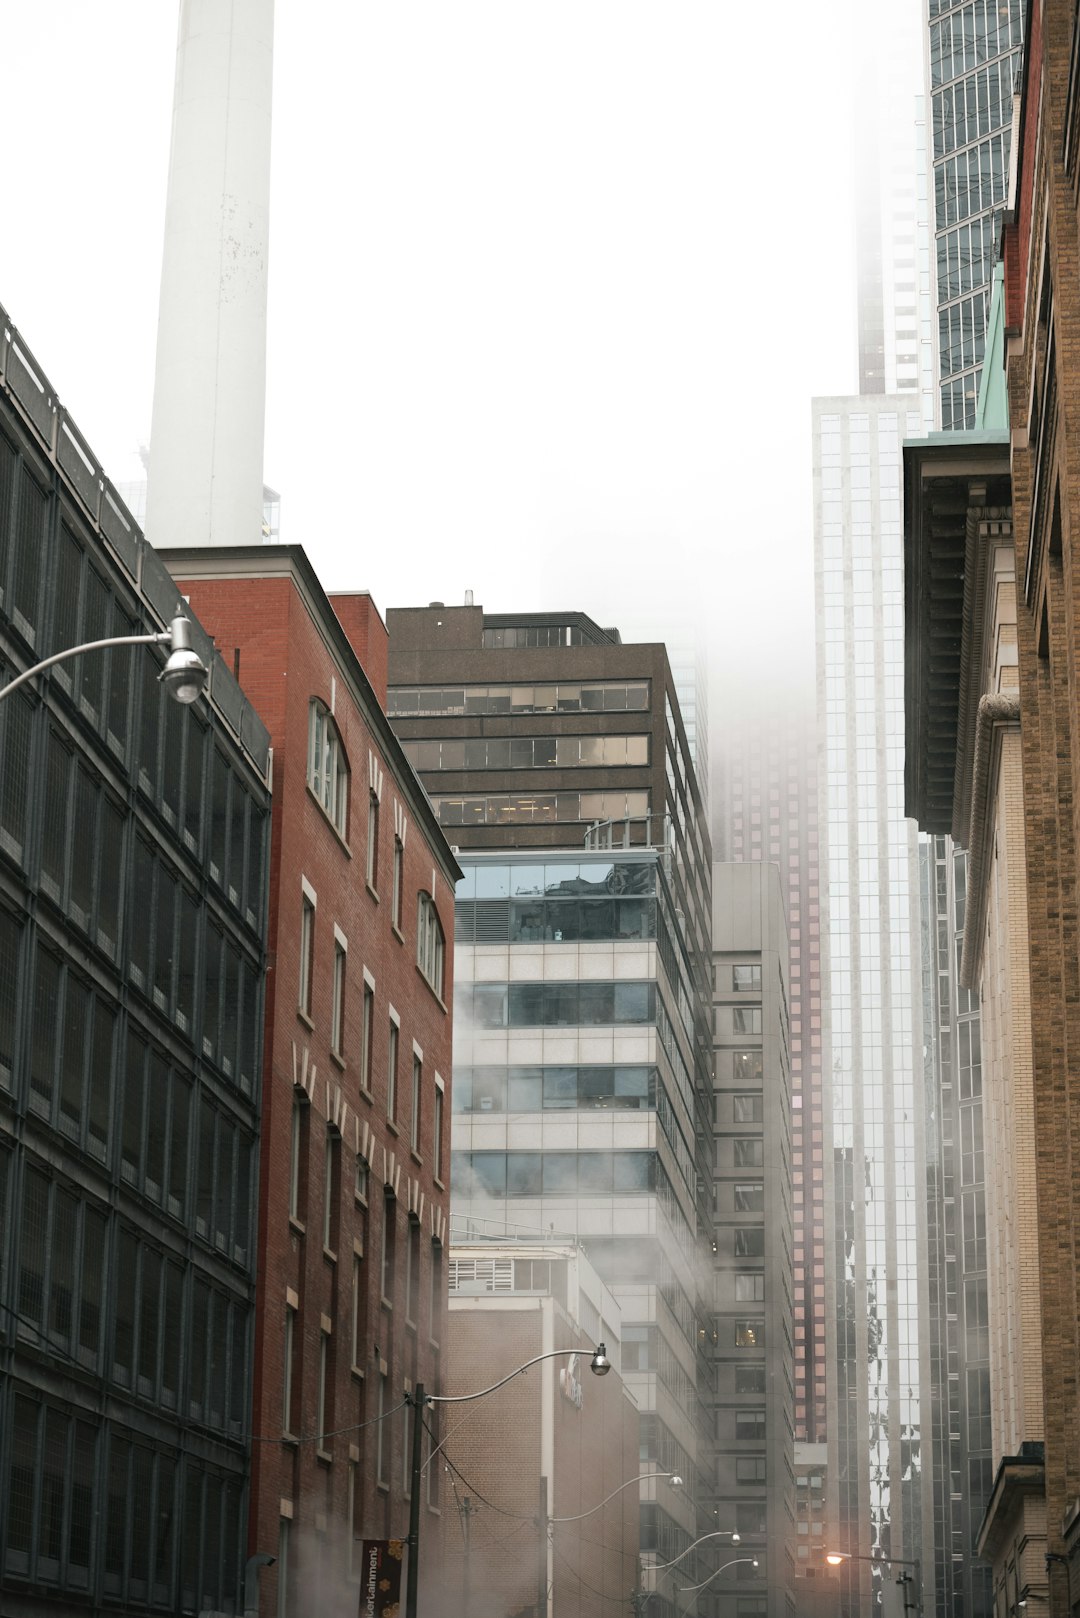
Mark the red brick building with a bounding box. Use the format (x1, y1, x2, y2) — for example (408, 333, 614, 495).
(162, 545, 460, 1616)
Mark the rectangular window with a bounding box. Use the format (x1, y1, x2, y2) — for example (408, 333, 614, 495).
(366, 793, 379, 888)
(387, 1020, 399, 1122)
(282, 1307, 297, 1435)
(433, 1081, 445, 1182)
(323, 1131, 339, 1253)
(411, 1054, 422, 1153)
(289, 1095, 305, 1222)
(736, 1456, 767, 1482)
(733, 964, 762, 992)
(735, 1319, 764, 1348)
(734, 1184, 765, 1213)
(407, 1219, 421, 1323)
(392, 838, 404, 930)
(430, 1241, 443, 1343)
(734, 1138, 764, 1168)
(299, 893, 315, 1017)
(352, 1255, 363, 1369)
(733, 1093, 763, 1123)
(277, 1519, 290, 1618)
(376, 1372, 389, 1487)
(735, 1228, 765, 1257)
(360, 982, 374, 1092)
(332, 940, 347, 1058)
(356, 1155, 370, 1203)
(736, 1365, 767, 1395)
(381, 1195, 396, 1304)
(733, 1007, 762, 1035)
(317, 1331, 330, 1452)
(736, 1409, 767, 1441)
(735, 1274, 766, 1301)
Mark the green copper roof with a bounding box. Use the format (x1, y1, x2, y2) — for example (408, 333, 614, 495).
(975, 262, 1008, 431)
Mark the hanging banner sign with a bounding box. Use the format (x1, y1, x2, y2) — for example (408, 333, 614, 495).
(359, 1539, 404, 1618)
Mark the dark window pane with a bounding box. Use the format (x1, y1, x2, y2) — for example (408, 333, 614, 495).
(10, 467, 47, 643)
(129, 839, 155, 993)
(69, 767, 98, 930)
(507, 1153, 542, 1195)
(29, 948, 61, 1116)
(87, 1001, 114, 1162)
(0, 692, 34, 864)
(59, 976, 89, 1141)
(0, 908, 19, 1087)
(97, 799, 123, 957)
(79, 565, 110, 722)
(79, 1209, 106, 1362)
(40, 731, 69, 906)
(114, 1230, 138, 1385)
(18, 1168, 50, 1330)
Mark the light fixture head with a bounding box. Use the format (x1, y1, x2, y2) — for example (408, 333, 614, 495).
(160, 614, 208, 705)
(590, 1343, 612, 1377)
(669, 1474, 684, 1489)
(825, 1554, 847, 1566)
(732, 1531, 741, 1546)
(752, 1560, 759, 1569)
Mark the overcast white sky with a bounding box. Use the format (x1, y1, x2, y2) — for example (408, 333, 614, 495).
(4, 2, 858, 675)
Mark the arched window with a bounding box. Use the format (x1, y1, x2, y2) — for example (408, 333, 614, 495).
(307, 700, 349, 835)
(416, 893, 445, 998)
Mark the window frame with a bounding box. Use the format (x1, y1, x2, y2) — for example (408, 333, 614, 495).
(416, 893, 445, 999)
(307, 700, 350, 837)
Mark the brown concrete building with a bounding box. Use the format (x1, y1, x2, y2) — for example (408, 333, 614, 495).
(439, 1241, 639, 1618)
(992, 1, 1080, 1607)
(159, 546, 461, 1616)
(904, 409, 1047, 1613)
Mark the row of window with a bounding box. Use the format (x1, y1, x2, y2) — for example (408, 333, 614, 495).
(388, 680, 650, 717)
(451, 1149, 658, 1197)
(299, 880, 447, 1084)
(453, 1063, 657, 1113)
(5, 1158, 248, 1425)
(402, 734, 649, 773)
(455, 979, 656, 1029)
(935, 212, 1000, 306)
(431, 789, 651, 828)
(479, 624, 587, 648)
(933, 133, 1009, 231)
(454, 895, 656, 945)
(457, 857, 655, 900)
(3, 1391, 243, 1612)
(2, 923, 253, 1258)
(931, 53, 1017, 159)
(928, 0, 1022, 88)
(0, 471, 267, 938)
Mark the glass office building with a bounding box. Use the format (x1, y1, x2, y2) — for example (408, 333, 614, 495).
(814, 395, 932, 1615)
(928, 0, 1023, 429)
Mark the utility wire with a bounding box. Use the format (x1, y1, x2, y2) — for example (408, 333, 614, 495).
(422, 1413, 537, 1522)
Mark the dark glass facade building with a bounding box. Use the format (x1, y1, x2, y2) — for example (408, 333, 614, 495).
(929, 0, 1024, 430)
(0, 306, 270, 1615)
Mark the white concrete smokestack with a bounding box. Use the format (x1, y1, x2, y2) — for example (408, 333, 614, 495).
(147, 0, 274, 549)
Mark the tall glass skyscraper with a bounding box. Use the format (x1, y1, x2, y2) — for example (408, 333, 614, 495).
(814, 396, 932, 1616)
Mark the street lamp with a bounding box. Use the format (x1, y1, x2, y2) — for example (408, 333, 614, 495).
(675, 1557, 759, 1616)
(550, 1470, 682, 1525)
(630, 1528, 743, 1615)
(0, 611, 209, 706)
(404, 1344, 612, 1618)
(825, 1550, 923, 1618)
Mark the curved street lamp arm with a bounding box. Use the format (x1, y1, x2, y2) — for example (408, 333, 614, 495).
(0, 630, 170, 704)
(650, 1528, 741, 1573)
(425, 1346, 592, 1406)
(677, 1557, 758, 1614)
(549, 1471, 680, 1525)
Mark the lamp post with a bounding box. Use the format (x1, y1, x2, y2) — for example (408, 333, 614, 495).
(825, 1550, 923, 1618)
(675, 1556, 759, 1616)
(404, 1342, 612, 1618)
(630, 1527, 743, 1614)
(0, 612, 209, 706)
